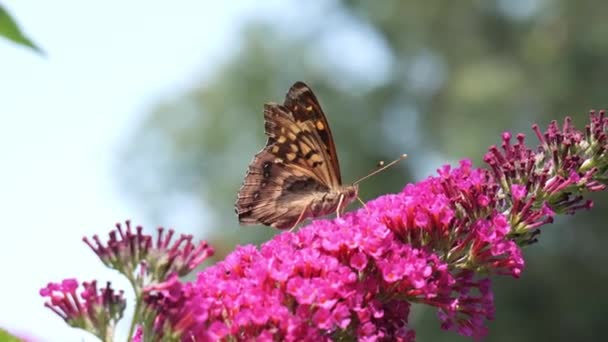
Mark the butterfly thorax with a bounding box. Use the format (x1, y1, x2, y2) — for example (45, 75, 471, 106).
(309, 184, 359, 217)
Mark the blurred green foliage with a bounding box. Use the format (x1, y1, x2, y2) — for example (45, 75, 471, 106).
(0, 4, 42, 54)
(0, 328, 22, 342)
(119, 1, 608, 341)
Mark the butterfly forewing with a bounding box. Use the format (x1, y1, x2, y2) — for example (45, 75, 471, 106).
(284, 82, 342, 185)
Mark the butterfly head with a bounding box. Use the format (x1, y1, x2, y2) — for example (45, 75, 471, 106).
(338, 184, 359, 211)
(343, 184, 359, 206)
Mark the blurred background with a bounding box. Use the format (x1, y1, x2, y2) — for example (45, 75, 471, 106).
(1, 0, 607, 341)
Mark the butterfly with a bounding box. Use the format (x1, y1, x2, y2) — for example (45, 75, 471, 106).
(235, 81, 405, 230)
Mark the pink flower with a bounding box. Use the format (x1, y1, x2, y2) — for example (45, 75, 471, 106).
(83, 221, 214, 281)
(437, 271, 494, 340)
(483, 112, 607, 247)
(131, 327, 143, 342)
(40, 279, 125, 341)
(42, 222, 215, 342)
(511, 184, 527, 201)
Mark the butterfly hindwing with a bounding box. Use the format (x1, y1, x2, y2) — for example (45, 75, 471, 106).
(236, 149, 329, 229)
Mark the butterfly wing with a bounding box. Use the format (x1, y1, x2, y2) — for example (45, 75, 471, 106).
(264, 101, 338, 187)
(236, 104, 332, 229)
(235, 150, 330, 229)
(283, 81, 343, 186)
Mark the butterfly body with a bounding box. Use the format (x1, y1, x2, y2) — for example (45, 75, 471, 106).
(308, 184, 358, 219)
(235, 82, 357, 229)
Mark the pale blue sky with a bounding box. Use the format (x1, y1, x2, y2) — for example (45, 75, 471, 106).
(0, 1, 291, 340)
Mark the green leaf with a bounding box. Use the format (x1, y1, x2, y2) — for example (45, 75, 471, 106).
(0, 4, 43, 55)
(0, 328, 24, 342)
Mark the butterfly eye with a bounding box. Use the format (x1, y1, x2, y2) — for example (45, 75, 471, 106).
(253, 192, 261, 200)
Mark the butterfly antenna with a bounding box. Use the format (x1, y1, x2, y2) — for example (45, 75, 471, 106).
(353, 154, 407, 185)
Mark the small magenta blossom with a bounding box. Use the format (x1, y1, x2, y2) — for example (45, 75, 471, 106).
(39, 279, 125, 341)
(140, 111, 607, 341)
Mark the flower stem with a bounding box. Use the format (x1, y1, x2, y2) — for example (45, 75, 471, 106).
(127, 290, 142, 342)
(126, 274, 143, 342)
(104, 326, 114, 342)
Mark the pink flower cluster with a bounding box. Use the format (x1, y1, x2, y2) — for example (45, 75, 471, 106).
(485, 111, 607, 245)
(39, 112, 608, 341)
(83, 221, 214, 281)
(143, 159, 515, 341)
(41, 223, 214, 341)
(376, 161, 524, 278)
(141, 112, 608, 341)
(39, 279, 125, 340)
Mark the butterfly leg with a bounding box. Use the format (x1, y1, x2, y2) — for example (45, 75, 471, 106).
(335, 194, 345, 219)
(356, 196, 369, 213)
(289, 202, 310, 232)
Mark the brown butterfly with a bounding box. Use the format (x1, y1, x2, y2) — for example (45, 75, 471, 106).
(235, 82, 405, 230)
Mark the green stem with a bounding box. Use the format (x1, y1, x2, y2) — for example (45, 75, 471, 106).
(104, 326, 115, 342)
(127, 289, 143, 342)
(126, 273, 144, 342)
